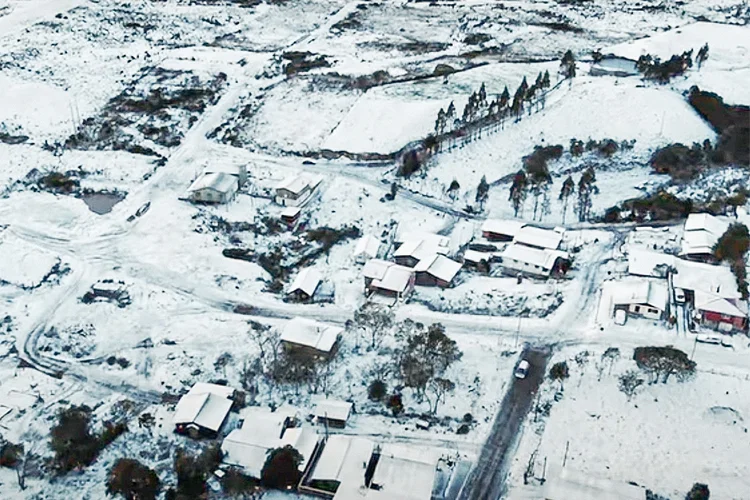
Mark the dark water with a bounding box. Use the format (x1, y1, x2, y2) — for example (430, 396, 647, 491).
(81, 193, 124, 215)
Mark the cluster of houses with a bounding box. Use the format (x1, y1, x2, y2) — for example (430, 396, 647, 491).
(359, 231, 463, 303)
(472, 219, 570, 279)
(171, 379, 442, 500)
(603, 213, 747, 334)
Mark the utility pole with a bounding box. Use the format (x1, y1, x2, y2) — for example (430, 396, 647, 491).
(515, 316, 521, 348)
(690, 335, 698, 361)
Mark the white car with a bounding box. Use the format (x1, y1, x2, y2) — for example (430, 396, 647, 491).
(515, 360, 530, 379)
(614, 309, 627, 326)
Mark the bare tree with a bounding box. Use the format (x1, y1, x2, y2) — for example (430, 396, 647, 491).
(633, 346, 696, 384)
(354, 304, 394, 350)
(427, 378, 455, 414)
(618, 370, 645, 401)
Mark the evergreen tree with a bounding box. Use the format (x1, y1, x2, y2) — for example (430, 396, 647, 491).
(500, 86, 510, 105)
(576, 167, 597, 222)
(261, 446, 303, 490)
(541, 70, 550, 88)
(475, 175, 489, 210)
(398, 323, 462, 402)
(435, 108, 446, 136)
(478, 82, 487, 107)
(696, 43, 709, 69)
(560, 50, 577, 82)
(559, 175, 575, 224)
(509, 170, 527, 217)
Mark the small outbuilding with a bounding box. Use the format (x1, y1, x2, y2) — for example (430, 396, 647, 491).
(281, 206, 301, 227)
(590, 55, 639, 77)
(287, 268, 322, 302)
(281, 317, 343, 357)
(354, 235, 382, 264)
(365, 261, 415, 301)
(694, 291, 748, 333)
(173, 382, 235, 439)
(312, 399, 353, 429)
(680, 213, 728, 263)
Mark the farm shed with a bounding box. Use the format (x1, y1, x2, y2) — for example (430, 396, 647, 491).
(173, 382, 235, 439)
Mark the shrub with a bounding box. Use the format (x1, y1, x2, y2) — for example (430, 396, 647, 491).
(456, 424, 470, 435)
(621, 191, 693, 222)
(633, 346, 696, 383)
(261, 445, 303, 489)
(107, 458, 160, 500)
(686, 483, 710, 500)
(220, 467, 260, 496)
(386, 394, 404, 416)
(368, 380, 387, 401)
(462, 413, 473, 423)
(650, 143, 706, 180)
(0, 441, 23, 468)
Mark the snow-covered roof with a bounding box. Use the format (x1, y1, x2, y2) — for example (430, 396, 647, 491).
(173, 383, 235, 432)
(394, 231, 449, 250)
(481, 219, 525, 238)
(463, 249, 492, 264)
(513, 225, 562, 250)
(363, 259, 394, 280)
(694, 291, 748, 318)
(222, 411, 317, 478)
(370, 265, 414, 293)
(187, 172, 238, 194)
(276, 174, 323, 195)
(672, 259, 740, 299)
(308, 435, 374, 484)
(414, 254, 462, 283)
(367, 443, 439, 500)
(281, 317, 342, 353)
(313, 399, 353, 422)
(288, 268, 322, 297)
(610, 280, 668, 310)
(627, 248, 675, 278)
(204, 163, 245, 177)
(684, 212, 728, 236)
(281, 206, 301, 218)
(355, 235, 381, 259)
(502, 244, 568, 270)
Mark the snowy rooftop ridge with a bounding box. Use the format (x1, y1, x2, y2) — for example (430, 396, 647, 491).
(481, 219, 525, 238)
(513, 225, 563, 250)
(502, 243, 568, 270)
(187, 171, 238, 194)
(281, 317, 342, 353)
(610, 280, 668, 310)
(414, 253, 462, 283)
(173, 382, 235, 432)
(288, 267, 322, 297)
(276, 173, 323, 195)
(313, 398, 353, 422)
(355, 234, 381, 260)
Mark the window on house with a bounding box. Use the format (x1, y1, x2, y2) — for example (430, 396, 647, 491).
(634, 306, 641, 313)
(649, 308, 658, 314)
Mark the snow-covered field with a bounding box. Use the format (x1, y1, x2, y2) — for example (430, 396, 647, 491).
(1, 0, 749, 498)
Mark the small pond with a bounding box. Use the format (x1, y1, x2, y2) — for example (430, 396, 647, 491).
(81, 192, 125, 215)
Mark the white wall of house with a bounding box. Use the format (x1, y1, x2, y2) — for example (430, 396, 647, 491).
(191, 187, 234, 204)
(627, 303, 662, 320)
(500, 258, 551, 278)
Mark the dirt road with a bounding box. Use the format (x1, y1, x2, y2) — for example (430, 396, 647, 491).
(457, 345, 552, 500)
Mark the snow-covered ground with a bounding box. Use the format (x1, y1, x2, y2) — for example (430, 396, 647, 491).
(2, 1, 749, 499)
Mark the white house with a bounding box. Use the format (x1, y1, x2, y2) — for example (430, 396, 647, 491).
(627, 248, 676, 278)
(275, 174, 323, 207)
(499, 243, 569, 278)
(680, 213, 728, 261)
(186, 172, 239, 204)
(354, 235, 381, 264)
(173, 382, 235, 438)
(513, 225, 563, 250)
(300, 436, 439, 500)
(287, 268, 323, 302)
(281, 317, 343, 356)
(221, 407, 318, 479)
(608, 280, 669, 321)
